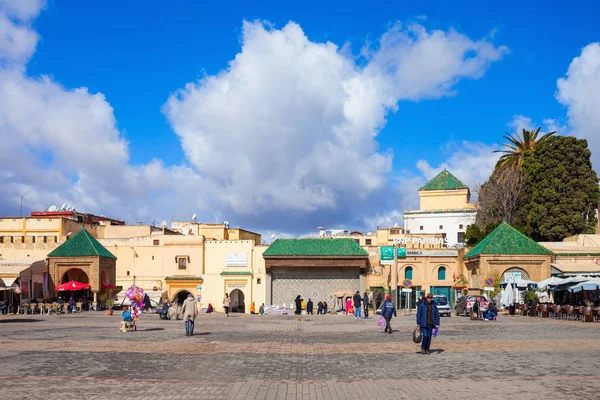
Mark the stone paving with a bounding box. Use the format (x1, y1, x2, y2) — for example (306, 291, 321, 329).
(1, 311, 600, 399)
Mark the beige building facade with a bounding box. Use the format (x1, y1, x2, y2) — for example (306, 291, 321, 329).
(171, 222, 262, 244)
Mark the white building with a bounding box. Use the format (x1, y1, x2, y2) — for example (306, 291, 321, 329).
(403, 170, 477, 247)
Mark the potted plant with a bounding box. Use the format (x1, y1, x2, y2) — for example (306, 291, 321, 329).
(106, 299, 115, 315)
(523, 290, 538, 316)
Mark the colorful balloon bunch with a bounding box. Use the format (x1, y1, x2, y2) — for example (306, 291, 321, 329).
(126, 285, 145, 312)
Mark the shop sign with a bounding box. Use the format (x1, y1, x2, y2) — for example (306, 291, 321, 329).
(406, 250, 458, 257)
(394, 237, 449, 246)
(504, 272, 522, 283)
(226, 253, 247, 267)
(380, 246, 407, 264)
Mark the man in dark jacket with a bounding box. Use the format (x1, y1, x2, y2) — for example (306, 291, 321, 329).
(381, 295, 397, 334)
(306, 299, 314, 315)
(353, 291, 362, 319)
(363, 292, 369, 319)
(416, 293, 440, 354)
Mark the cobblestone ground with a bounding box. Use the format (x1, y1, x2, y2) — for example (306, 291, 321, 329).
(1, 311, 600, 399)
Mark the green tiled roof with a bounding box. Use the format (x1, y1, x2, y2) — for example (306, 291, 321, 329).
(464, 222, 553, 258)
(47, 229, 116, 259)
(263, 238, 368, 257)
(164, 276, 203, 281)
(420, 169, 469, 191)
(220, 271, 253, 275)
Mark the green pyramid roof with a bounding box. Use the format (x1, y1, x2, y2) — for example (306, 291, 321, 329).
(420, 169, 469, 191)
(47, 229, 116, 259)
(263, 238, 368, 257)
(464, 222, 553, 258)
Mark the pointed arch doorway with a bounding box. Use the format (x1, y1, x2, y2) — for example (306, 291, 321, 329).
(230, 289, 245, 313)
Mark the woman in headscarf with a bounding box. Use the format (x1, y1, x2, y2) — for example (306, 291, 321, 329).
(294, 295, 302, 315)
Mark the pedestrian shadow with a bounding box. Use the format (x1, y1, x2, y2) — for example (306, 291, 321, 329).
(192, 332, 211, 336)
(431, 349, 445, 354)
(0, 318, 43, 323)
(141, 327, 165, 332)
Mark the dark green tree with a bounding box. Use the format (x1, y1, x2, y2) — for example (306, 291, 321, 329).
(520, 136, 599, 241)
(464, 222, 501, 247)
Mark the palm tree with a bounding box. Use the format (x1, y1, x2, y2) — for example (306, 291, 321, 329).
(494, 127, 555, 169)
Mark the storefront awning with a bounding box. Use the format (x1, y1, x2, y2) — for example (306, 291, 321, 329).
(0, 259, 35, 287)
(551, 262, 600, 275)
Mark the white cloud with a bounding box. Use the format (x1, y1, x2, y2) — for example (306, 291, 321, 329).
(0, 5, 508, 233)
(0, 0, 42, 64)
(164, 20, 507, 216)
(556, 42, 600, 169)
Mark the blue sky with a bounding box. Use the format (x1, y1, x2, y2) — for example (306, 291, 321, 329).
(1, 0, 600, 236)
(27, 1, 597, 168)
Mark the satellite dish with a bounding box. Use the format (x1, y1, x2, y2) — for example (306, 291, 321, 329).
(60, 203, 66, 210)
(270, 233, 275, 239)
(192, 213, 197, 220)
(393, 223, 399, 228)
(367, 232, 372, 235)
(48, 205, 57, 212)
(161, 220, 167, 228)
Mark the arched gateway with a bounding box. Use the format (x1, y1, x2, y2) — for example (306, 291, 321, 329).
(48, 229, 117, 305)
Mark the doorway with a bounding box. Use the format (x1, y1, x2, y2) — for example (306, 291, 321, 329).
(230, 289, 245, 313)
(174, 290, 192, 306)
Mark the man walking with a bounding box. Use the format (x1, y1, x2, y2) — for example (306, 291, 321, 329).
(353, 291, 362, 319)
(381, 295, 396, 334)
(363, 292, 369, 319)
(416, 293, 440, 354)
(180, 294, 198, 336)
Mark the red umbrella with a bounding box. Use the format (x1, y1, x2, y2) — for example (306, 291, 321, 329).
(101, 282, 116, 289)
(56, 280, 91, 291)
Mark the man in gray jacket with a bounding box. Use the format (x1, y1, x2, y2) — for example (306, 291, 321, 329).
(180, 294, 199, 336)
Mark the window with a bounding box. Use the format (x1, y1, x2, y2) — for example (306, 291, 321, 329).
(152, 255, 154, 260)
(9, 236, 14, 243)
(257, 278, 262, 284)
(457, 232, 464, 243)
(459, 224, 464, 230)
(439, 225, 443, 230)
(419, 226, 423, 231)
(355, 239, 360, 244)
(438, 267, 446, 280)
(405, 266, 413, 280)
(365, 239, 372, 245)
(32, 236, 36, 243)
(127, 271, 130, 276)
(0, 236, 3, 244)
(390, 229, 399, 234)
(153, 240, 159, 246)
(178, 257, 187, 270)
(43, 236, 48, 243)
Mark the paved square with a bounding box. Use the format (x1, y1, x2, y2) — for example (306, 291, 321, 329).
(1, 311, 599, 399)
